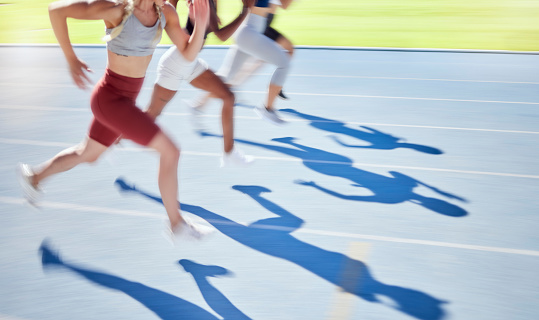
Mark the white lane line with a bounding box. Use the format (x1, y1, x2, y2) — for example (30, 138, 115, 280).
(234, 90, 539, 105)
(0, 105, 88, 112)
(3, 72, 539, 85)
(0, 314, 31, 320)
(0, 196, 161, 219)
(2, 196, 538, 257)
(1, 137, 538, 179)
(1, 83, 538, 105)
(2, 105, 539, 135)
(255, 73, 539, 85)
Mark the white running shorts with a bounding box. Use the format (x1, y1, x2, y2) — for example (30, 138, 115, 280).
(155, 46, 209, 91)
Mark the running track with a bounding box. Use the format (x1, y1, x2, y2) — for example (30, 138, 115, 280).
(0, 45, 538, 320)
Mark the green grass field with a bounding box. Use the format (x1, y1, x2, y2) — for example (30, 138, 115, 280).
(1, 0, 538, 50)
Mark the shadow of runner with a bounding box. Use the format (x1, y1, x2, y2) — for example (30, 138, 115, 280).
(280, 108, 443, 155)
(198, 133, 467, 217)
(115, 178, 449, 320)
(39, 241, 236, 320)
(179, 259, 251, 320)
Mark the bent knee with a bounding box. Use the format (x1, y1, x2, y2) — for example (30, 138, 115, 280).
(221, 89, 235, 106)
(164, 144, 181, 162)
(276, 55, 290, 70)
(81, 150, 102, 164)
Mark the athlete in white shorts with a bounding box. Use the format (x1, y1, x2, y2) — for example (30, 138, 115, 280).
(146, 0, 255, 167)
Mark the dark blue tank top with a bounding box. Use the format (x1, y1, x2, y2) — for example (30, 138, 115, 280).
(256, 0, 270, 8)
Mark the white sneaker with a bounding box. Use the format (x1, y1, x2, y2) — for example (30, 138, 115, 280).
(16, 163, 42, 207)
(254, 105, 286, 125)
(220, 147, 254, 168)
(184, 99, 205, 130)
(165, 216, 214, 245)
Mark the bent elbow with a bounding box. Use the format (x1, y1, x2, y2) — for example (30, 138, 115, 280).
(214, 32, 229, 42)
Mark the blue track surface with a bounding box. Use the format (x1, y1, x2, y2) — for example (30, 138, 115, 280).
(1, 45, 538, 320)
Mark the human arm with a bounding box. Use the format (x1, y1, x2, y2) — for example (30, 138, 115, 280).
(209, 0, 254, 41)
(48, 0, 123, 89)
(279, 0, 294, 9)
(163, 0, 209, 61)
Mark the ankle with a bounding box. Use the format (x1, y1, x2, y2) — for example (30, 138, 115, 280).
(31, 174, 39, 189)
(170, 216, 184, 230)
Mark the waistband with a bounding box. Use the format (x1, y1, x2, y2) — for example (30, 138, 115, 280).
(245, 13, 267, 32)
(101, 68, 145, 98)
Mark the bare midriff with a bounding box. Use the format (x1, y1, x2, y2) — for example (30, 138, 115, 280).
(107, 51, 153, 78)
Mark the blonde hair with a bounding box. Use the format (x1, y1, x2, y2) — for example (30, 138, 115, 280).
(102, 0, 163, 44)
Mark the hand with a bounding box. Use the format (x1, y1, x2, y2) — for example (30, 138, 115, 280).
(271, 137, 295, 144)
(294, 179, 315, 187)
(113, 135, 123, 145)
(68, 57, 93, 90)
(242, 0, 255, 9)
(193, 0, 210, 28)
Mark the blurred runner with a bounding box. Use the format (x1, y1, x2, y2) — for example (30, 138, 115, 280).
(18, 0, 213, 243)
(190, 0, 294, 125)
(147, 0, 255, 167)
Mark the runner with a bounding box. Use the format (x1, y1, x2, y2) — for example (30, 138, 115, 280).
(18, 0, 213, 243)
(146, 0, 255, 167)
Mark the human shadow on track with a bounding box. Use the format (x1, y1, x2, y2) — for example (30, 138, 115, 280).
(200, 133, 467, 217)
(114, 178, 448, 320)
(280, 108, 443, 155)
(38, 241, 248, 320)
(179, 259, 251, 320)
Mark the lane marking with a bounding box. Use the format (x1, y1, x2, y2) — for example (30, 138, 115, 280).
(327, 242, 370, 320)
(1, 83, 538, 105)
(234, 90, 539, 105)
(0, 314, 31, 320)
(3, 71, 539, 85)
(1, 137, 538, 179)
(2, 105, 539, 135)
(251, 73, 539, 85)
(1, 196, 538, 257)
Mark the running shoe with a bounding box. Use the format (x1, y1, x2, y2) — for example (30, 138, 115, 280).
(220, 146, 254, 167)
(278, 89, 289, 100)
(164, 216, 215, 245)
(17, 163, 42, 207)
(254, 105, 286, 125)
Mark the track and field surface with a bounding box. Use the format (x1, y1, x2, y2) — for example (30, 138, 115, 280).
(0, 45, 538, 320)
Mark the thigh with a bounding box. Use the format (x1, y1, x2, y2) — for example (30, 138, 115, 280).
(115, 101, 161, 146)
(147, 84, 177, 120)
(97, 94, 160, 147)
(190, 70, 231, 99)
(237, 29, 288, 67)
(88, 117, 121, 147)
(156, 49, 185, 91)
(217, 45, 252, 83)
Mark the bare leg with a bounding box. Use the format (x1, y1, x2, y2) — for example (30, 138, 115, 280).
(32, 138, 108, 187)
(190, 70, 235, 153)
(266, 83, 282, 111)
(146, 84, 178, 121)
(146, 131, 183, 228)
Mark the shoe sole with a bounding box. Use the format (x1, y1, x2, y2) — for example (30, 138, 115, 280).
(254, 108, 286, 126)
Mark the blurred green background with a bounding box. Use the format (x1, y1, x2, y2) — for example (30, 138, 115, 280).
(1, 0, 538, 50)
